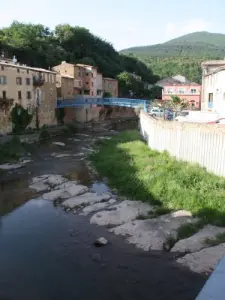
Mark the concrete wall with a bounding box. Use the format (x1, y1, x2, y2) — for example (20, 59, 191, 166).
(201, 69, 225, 116)
(140, 110, 225, 177)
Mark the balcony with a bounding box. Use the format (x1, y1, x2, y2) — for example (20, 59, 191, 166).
(33, 74, 45, 87)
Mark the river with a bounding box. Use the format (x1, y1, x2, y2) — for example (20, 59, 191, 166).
(0, 130, 206, 300)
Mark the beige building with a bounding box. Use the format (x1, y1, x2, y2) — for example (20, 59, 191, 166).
(53, 61, 103, 97)
(0, 56, 57, 131)
(103, 78, 118, 97)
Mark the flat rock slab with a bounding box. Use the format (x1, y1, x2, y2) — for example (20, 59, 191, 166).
(0, 159, 32, 170)
(55, 181, 78, 190)
(52, 142, 65, 146)
(29, 181, 50, 192)
(90, 200, 153, 227)
(62, 192, 111, 209)
(110, 210, 196, 251)
(171, 225, 225, 253)
(31, 174, 67, 186)
(81, 202, 111, 215)
(177, 243, 225, 274)
(0, 163, 24, 170)
(42, 184, 88, 201)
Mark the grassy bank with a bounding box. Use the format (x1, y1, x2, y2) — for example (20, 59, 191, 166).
(90, 130, 225, 226)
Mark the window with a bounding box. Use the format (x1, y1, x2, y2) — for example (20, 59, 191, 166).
(91, 73, 93, 78)
(16, 77, 22, 85)
(0, 76, 7, 84)
(2, 91, 6, 99)
(26, 78, 30, 85)
(79, 81, 82, 86)
(78, 72, 81, 76)
(27, 105, 32, 115)
(108, 83, 113, 89)
(18, 91, 22, 100)
(179, 88, 185, 94)
(190, 88, 197, 94)
(86, 73, 89, 76)
(208, 93, 213, 109)
(167, 88, 173, 94)
(27, 91, 31, 99)
(17, 68, 20, 73)
(92, 82, 94, 87)
(27, 70, 29, 74)
(208, 93, 213, 102)
(86, 82, 89, 85)
(1, 65, 4, 71)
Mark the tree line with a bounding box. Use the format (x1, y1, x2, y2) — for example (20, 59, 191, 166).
(0, 22, 161, 98)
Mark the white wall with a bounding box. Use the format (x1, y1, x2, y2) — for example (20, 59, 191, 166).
(202, 69, 225, 116)
(140, 111, 225, 177)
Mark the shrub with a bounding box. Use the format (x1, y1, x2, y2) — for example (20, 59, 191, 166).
(11, 104, 33, 133)
(39, 128, 51, 141)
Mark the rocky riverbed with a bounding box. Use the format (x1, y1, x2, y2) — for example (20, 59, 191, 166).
(0, 130, 220, 299)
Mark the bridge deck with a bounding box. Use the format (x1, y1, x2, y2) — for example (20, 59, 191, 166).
(57, 97, 148, 111)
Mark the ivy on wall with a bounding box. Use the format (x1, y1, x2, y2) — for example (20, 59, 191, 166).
(11, 104, 33, 133)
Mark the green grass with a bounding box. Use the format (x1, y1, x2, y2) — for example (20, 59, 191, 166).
(204, 232, 225, 247)
(90, 130, 225, 226)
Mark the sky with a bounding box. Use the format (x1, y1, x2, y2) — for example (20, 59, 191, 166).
(1, 0, 225, 50)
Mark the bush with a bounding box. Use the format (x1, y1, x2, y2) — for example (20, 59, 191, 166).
(11, 104, 33, 133)
(39, 128, 51, 141)
(61, 123, 76, 135)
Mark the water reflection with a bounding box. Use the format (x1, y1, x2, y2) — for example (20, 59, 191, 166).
(0, 179, 35, 216)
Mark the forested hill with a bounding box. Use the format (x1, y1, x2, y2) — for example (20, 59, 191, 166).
(120, 31, 225, 83)
(0, 21, 158, 83)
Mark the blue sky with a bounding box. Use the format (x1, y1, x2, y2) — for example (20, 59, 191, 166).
(1, 0, 224, 50)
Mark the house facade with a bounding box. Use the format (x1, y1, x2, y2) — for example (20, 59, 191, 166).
(162, 83, 201, 109)
(0, 56, 57, 132)
(53, 62, 103, 97)
(103, 78, 118, 97)
(157, 75, 201, 109)
(201, 60, 225, 116)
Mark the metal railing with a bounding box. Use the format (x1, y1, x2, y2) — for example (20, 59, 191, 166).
(57, 97, 149, 111)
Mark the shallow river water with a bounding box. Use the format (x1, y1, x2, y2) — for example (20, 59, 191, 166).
(0, 132, 206, 300)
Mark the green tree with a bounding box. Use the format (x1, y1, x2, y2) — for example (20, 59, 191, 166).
(167, 96, 190, 116)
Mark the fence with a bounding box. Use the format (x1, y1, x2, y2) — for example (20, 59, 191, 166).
(140, 111, 225, 177)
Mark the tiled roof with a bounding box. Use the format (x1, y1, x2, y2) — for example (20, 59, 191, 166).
(205, 66, 225, 76)
(0, 61, 56, 74)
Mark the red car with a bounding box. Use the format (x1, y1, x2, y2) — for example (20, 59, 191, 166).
(207, 118, 225, 124)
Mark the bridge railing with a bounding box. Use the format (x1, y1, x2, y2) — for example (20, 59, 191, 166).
(196, 256, 225, 300)
(57, 97, 149, 111)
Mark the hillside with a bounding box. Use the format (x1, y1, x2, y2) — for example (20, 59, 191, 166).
(120, 31, 225, 82)
(0, 21, 158, 84)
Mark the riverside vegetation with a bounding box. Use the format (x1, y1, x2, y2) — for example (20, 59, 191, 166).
(90, 130, 225, 226)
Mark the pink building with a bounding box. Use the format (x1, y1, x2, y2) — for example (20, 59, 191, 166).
(162, 83, 201, 109)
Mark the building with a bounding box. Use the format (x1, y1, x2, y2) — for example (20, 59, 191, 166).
(103, 78, 118, 97)
(53, 61, 103, 97)
(0, 55, 57, 132)
(201, 60, 225, 115)
(157, 75, 201, 109)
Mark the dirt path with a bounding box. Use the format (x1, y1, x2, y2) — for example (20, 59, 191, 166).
(0, 132, 206, 300)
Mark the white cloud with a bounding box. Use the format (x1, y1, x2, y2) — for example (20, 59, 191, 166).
(165, 18, 211, 39)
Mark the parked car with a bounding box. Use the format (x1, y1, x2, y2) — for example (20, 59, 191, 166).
(174, 111, 190, 122)
(149, 108, 164, 117)
(207, 118, 225, 124)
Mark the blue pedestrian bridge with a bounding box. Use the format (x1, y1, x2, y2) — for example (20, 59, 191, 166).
(57, 97, 149, 112)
